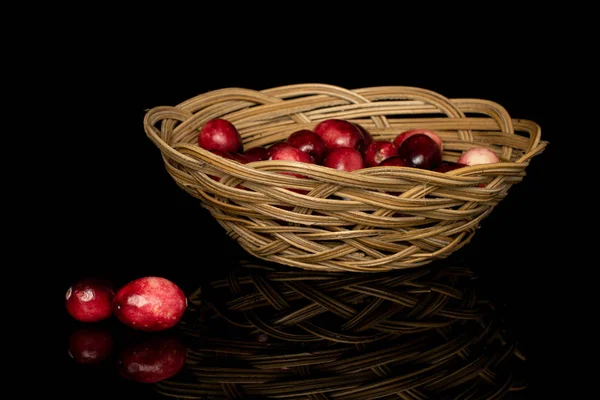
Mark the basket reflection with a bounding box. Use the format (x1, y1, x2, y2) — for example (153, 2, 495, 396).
(156, 259, 526, 399)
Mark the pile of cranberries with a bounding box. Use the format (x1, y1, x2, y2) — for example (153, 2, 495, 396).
(65, 276, 188, 383)
(197, 118, 500, 174)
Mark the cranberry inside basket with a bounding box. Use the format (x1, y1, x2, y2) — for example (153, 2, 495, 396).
(143, 84, 546, 272)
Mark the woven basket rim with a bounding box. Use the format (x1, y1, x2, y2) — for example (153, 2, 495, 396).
(144, 84, 547, 179)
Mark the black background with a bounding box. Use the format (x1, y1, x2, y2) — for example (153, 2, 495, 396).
(48, 18, 573, 399)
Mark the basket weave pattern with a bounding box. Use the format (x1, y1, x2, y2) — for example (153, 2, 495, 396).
(158, 261, 526, 399)
(144, 84, 546, 272)
(185, 260, 491, 344)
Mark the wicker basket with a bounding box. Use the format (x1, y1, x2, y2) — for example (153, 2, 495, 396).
(143, 84, 546, 273)
(156, 260, 527, 399)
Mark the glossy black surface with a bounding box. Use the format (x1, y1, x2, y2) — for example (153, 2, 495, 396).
(52, 28, 564, 399)
(61, 258, 534, 398)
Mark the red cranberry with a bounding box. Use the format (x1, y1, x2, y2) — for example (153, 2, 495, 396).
(227, 152, 249, 164)
(65, 278, 114, 322)
(209, 149, 248, 163)
(364, 140, 398, 167)
(313, 119, 364, 151)
(243, 146, 269, 162)
(266, 142, 294, 160)
(397, 134, 442, 170)
(270, 146, 315, 164)
(323, 147, 365, 172)
(393, 129, 443, 152)
(208, 149, 228, 158)
(434, 162, 468, 172)
(379, 156, 409, 167)
(354, 123, 373, 151)
(286, 129, 327, 164)
(113, 277, 187, 332)
(198, 118, 243, 153)
(270, 145, 315, 193)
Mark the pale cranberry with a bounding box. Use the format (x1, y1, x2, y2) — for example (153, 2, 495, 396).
(457, 147, 500, 165)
